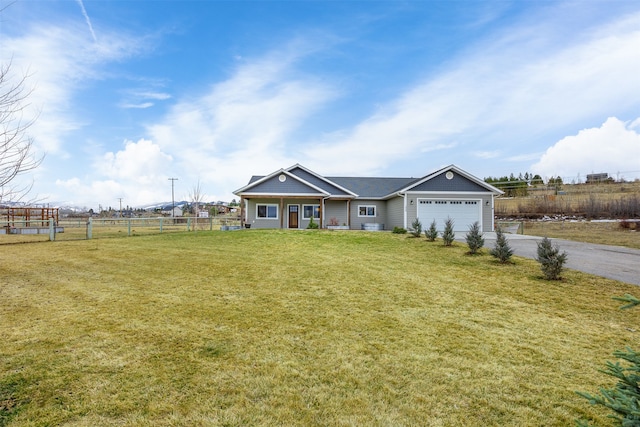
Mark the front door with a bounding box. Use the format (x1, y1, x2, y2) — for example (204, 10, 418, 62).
(288, 205, 299, 228)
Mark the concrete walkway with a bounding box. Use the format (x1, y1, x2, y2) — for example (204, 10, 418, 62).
(469, 232, 640, 286)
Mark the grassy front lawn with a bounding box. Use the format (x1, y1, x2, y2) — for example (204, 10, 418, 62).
(1, 230, 638, 426)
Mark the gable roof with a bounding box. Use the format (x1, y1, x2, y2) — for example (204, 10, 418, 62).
(234, 168, 330, 196)
(398, 164, 503, 195)
(234, 163, 503, 198)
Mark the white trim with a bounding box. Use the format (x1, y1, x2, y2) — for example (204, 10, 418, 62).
(238, 192, 328, 197)
(302, 204, 320, 220)
(285, 164, 358, 197)
(234, 168, 331, 196)
(400, 193, 407, 229)
(357, 205, 377, 217)
(287, 204, 300, 228)
(406, 191, 496, 196)
(256, 203, 279, 220)
(396, 164, 503, 195)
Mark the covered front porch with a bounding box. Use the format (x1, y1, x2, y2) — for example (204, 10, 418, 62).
(240, 196, 353, 229)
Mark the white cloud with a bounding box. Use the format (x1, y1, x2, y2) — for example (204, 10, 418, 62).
(53, 139, 175, 207)
(303, 8, 640, 175)
(120, 102, 155, 109)
(98, 138, 173, 182)
(119, 89, 172, 109)
(531, 117, 640, 181)
(473, 150, 501, 159)
(146, 46, 338, 199)
(2, 21, 150, 155)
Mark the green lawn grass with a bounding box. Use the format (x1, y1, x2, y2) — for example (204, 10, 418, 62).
(1, 230, 638, 426)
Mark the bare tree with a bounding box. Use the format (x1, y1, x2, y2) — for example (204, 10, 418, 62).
(189, 180, 206, 230)
(1, 59, 43, 203)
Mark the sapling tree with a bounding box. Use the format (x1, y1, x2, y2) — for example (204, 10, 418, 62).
(409, 218, 423, 238)
(465, 221, 484, 254)
(425, 219, 438, 242)
(490, 226, 514, 263)
(576, 294, 640, 426)
(535, 237, 567, 280)
(0, 60, 43, 202)
(441, 217, 455, 246)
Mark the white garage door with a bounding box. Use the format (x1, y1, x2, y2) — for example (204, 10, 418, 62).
(417, 199, 481, 232)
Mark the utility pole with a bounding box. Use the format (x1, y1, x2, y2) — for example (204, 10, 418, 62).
(118, 198, 123, 218)
(168, 178, 178, 217)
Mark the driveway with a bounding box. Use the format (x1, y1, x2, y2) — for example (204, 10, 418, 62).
(471, 233, 640, 286)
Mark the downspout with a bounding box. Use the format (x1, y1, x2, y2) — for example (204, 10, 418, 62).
(243, 197, 248, 225)
(398, 192, 407, 229)
(322, 196, 330, 228)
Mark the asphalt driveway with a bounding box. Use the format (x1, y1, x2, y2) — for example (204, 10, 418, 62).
(474, 233, 640, 286)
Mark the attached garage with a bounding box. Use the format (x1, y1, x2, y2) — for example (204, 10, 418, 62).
(417, 199, 481, 232)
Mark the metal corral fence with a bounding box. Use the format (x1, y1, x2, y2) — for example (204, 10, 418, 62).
(496, 220, 524, 234)
(0, 217, 242, 244)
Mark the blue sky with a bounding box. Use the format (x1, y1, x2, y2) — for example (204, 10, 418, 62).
(1, 0, 639, 209)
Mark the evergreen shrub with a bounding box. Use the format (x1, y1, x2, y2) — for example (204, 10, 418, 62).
(441, 217, 455, 246)
(465, 221, 484, 254)
(535, 237, 567, 280)
(425, 220, 438, 241)
(490, 226, 514, 263)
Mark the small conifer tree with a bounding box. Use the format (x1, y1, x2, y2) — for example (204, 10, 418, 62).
(490, 226, 514, 263)
(465, 221, 484, 254)
(409, 218, 423, 237)
(535, 237, 567, 280)
(441, 217, 455, 246)
(307, 217, 319, 229)
(425, 219, 438, 242)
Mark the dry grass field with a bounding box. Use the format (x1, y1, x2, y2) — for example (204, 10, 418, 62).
(1, 230, 639, 426)
(520, 220, 640, 249)
(495, 181, 640, 218)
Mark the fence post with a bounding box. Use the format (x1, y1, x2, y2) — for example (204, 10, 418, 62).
(209, 216, 213, 231)
(87, 217, 93, 239)
(159, 217, 163, 233)
(128, 219, 132, 236)
(49, 218, 55, 241)
(187, 217, 191, 231)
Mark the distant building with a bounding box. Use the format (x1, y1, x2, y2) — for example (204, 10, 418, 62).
(586, 173, 608, 183)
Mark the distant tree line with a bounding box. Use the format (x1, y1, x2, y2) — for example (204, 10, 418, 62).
(484, 173, 550, 197)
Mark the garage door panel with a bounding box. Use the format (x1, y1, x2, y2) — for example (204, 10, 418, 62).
(417, 199, 480, 232)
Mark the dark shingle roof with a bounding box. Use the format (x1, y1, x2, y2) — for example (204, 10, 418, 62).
(327, 177, 419, 198)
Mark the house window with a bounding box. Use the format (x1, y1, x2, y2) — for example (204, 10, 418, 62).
(256, 204, 278, 219)
(303, 204, 320, 219)
(358, 205, 376, 217)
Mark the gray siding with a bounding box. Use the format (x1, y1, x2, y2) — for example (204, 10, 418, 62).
(246, 198, 326, 229)
(245, 198, 282, 229)
(324, 200, 350, 227)
(350, 200, 387, 230)
(482, 196, 495, 231)
(410, 172, 488, 192)
(289, 167, 352, 196)
(385, 196, 405, 229)
(247, 175, 323, 195)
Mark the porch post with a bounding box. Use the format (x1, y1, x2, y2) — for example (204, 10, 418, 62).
(319, 197, 324, 229)
(240, 196, 245, 226)
(347, 199, 351, 228)
(280, 197, 284, 229)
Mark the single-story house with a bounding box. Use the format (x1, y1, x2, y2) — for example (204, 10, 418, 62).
(233, 164, 503, 232)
